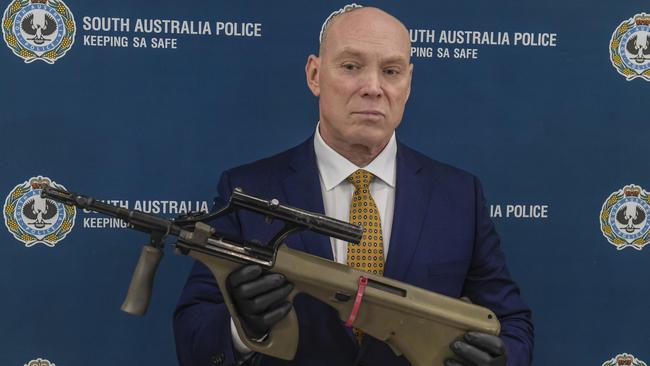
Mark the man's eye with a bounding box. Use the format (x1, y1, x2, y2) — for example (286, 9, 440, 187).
(342, 63, 358, 71)
(384, 68, 400, 76)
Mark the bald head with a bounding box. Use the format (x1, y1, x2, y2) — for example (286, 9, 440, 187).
(319, 7, 411, 59)
(305, 5, 414, 167)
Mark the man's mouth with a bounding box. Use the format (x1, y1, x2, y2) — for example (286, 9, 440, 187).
(352, 110, 384, 119)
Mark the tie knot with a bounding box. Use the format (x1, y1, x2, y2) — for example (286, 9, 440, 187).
(347, 169, 374, 190)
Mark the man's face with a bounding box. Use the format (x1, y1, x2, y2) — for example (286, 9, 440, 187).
(306, 8, 413, 155)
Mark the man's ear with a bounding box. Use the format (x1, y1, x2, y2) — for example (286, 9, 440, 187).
(305, 55, 321, 97)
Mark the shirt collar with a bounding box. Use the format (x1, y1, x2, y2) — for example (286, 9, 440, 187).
(314, 122, 397, 191)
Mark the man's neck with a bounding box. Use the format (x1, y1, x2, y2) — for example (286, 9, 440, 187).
(325, 140, 388, 167)
(318, 125, 389, 167)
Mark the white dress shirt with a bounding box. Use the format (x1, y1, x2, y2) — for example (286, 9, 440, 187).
(232, 123, 398, 352)
(313, 123, 397, 263)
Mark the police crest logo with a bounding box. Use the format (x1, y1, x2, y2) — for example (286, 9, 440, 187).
(600, 185, 650, 250)
(3, 176, 76, 247)
(25, 358, 56, 366)
(2, 0, 75, 63)
(602, 353, 648, 366)
(610, 13, 650, 81)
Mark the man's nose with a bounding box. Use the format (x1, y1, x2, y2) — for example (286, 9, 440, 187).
(359, 70, 383, 98)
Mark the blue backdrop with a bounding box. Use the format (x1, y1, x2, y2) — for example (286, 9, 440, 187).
(1, 1, 649, 365)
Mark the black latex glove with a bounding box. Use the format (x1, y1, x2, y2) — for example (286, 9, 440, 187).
(227, 264, 294, 340)
(444, 331, 507, 366)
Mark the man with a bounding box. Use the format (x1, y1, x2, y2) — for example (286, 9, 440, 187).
(174, 5, 533, 366)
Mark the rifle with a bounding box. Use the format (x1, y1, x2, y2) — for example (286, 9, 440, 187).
(42, 185, 500, 366)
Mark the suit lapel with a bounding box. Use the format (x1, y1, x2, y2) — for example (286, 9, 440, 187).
(277, 138, 433, 275)
(384, 142, 431, 281)
(281, 136, 333, 261)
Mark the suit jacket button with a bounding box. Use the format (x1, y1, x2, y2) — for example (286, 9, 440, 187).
(211, 352, 225, 364)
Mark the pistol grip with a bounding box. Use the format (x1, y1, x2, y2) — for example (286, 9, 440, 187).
(190, 251, 299, 360)
(235, 302, 299, 360)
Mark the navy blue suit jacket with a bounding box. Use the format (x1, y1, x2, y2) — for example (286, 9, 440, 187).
(173, 137, 534, 366)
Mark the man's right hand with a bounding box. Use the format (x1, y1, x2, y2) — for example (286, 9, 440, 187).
(227, 264, 294, 340)
(445, 332, 507, 366)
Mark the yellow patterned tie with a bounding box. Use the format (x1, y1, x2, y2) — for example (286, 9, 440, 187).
(347, 169, 385, 344)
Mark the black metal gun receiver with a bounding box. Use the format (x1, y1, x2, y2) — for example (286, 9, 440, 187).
(41, 185, 362, 316)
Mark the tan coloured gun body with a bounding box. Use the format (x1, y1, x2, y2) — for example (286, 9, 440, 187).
(39, 186, 498, 365)
(191, 244, 500, 366)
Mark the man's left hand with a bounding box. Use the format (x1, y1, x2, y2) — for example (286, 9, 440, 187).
(444, 331, 507, 366)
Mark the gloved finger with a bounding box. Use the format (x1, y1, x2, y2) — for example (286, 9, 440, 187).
(464, 332, 505, 356)
(444, 358, 469, 366)
(228, 265, 263, 288)
(233, 273, 288, 299)
(243, 301, 293, 333)
(450, 341, 491, 366)
(259, 301, 293, 328)
(240, 314, 270, 339)
(238, 283, 294, 314)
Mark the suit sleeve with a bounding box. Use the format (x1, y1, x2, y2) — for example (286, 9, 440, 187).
(173, 171, 242, 366)
(463, 177, 534, 366)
